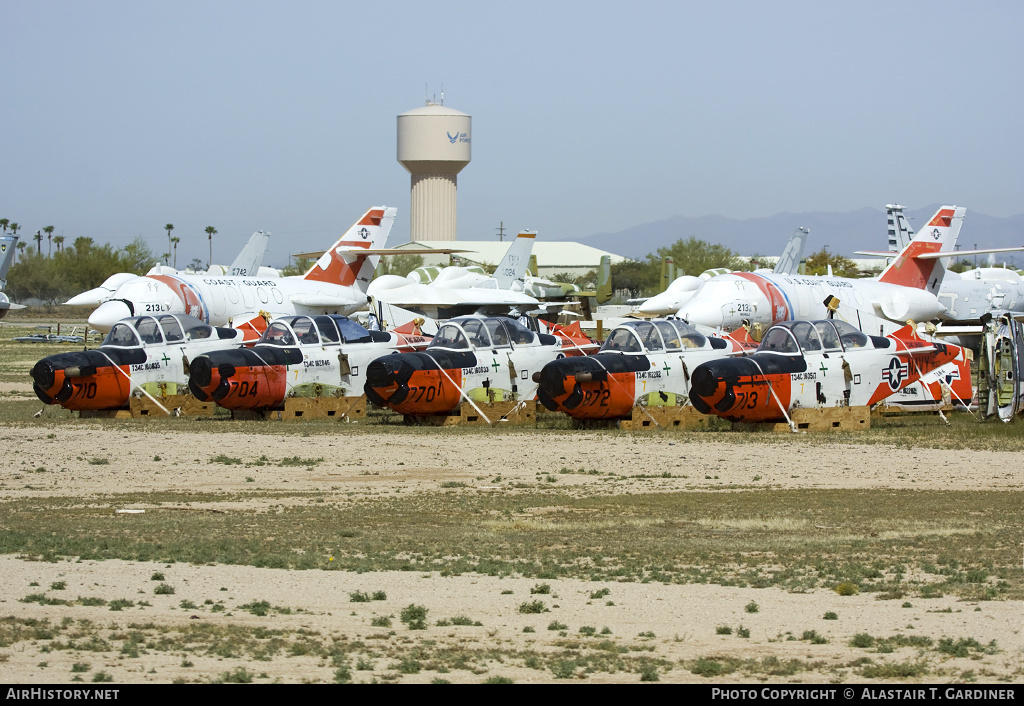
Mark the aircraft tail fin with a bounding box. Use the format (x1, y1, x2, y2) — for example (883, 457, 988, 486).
(773, 227, 808, 275)
(228, 231, 270, 277)
(878, 205, 965, 295)
(528, 254, 539, 278)
(0, 235, 17, 288)
(886, 204, 915, 253)
(302, 206, 396, 290)
(660, 257, 675, 292)
(492, 231, 536, 288)
(596, 255, 612, 304)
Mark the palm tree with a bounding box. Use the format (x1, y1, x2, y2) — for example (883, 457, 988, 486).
(164, 223, 174, 264)
(171, 236, 180, 268)
(34, 230, 43, 254)
(54, 235, 65, 253)
(0, 219, 8, 234)
(43, 226, 55, 257)
(205, 226, 217, 269)
(9, 223, 20, 240)
(16, 241, 26, 263)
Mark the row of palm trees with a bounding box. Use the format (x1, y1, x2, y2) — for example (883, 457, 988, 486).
(0, 219, 65, 259)
(163, 223, 218, 269)
(1, 219, 218, 269)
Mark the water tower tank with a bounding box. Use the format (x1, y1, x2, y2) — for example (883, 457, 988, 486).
(397, 103, 471, 241)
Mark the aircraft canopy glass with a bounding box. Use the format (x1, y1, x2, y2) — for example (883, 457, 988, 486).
(431, 323, 470, 350)
(261, 322, 296, 346)
(429, 317, 535, 351)
(601, 326, 643, 353)
(102, 323, 141, 348)
(158, 315, 184, 343)
(600, 319, 707, 354)
(759, 320, 871, 354)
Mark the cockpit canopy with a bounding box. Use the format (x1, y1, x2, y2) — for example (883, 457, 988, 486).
(429, 316, 536, 351)
(756, 319, 870, 355)
(258, 315, 372, 347)
(101, 314, 216, 348)
(599, 319, 708, 354)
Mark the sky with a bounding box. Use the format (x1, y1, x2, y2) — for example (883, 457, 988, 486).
(2, 0, 1021, 268)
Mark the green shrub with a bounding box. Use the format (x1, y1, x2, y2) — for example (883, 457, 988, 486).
(400, 604, 428, 630)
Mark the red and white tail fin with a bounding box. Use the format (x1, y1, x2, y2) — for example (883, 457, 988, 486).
(303, 206, 396, 288)
(878, 205, 965, 295)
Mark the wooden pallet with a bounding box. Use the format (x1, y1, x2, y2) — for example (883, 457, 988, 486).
(732, 405, 871, 433)
(130, 394, 214, 417)
(256, 395, 367, 421)
(404, 400, 537, 426)
(78, 409, 133, 419)
(619, 405, 710, 431)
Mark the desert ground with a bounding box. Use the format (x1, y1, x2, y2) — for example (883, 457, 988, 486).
(0, 396, 1020, 684)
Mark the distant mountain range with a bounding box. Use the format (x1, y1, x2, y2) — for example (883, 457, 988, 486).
(557, 206, 1024, 263)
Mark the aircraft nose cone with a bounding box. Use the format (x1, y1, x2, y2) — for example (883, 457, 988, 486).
(66, 287, 114, 307)
(677, 301, 724, 328)
(689, 364, 720, 399)
(88, 300, 132, 331)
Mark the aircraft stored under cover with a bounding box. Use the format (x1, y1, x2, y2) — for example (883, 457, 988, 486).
(535, 319, 755, 420)
(187, 314, 431, 412)
(677, 206, 966, 332)
(68, 206, 396, 332)
(31, 314, 256, 412)
(363, 315, 595, 418)
(688, 319, 967, 425)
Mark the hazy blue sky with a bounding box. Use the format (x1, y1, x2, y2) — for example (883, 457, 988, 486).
(3, 1, 1021, 267)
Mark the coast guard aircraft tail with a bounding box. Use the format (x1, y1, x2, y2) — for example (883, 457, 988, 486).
(302, 207, 396, 290)
(878, 205, 965, 296)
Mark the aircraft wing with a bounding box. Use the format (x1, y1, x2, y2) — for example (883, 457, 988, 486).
(289, 293, 361, 308)
(856, 246, 1024, 260)
(292, 247, 472, 259)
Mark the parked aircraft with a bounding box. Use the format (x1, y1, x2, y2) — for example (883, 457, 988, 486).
(866, 204, 1024, 327)
(187, 314, 431, 411)
(535, 319, 755, 420)
(366, 231, 540, 319)
(0, 235, 25, 317)
(676, 206, 966, 332)
(977, 313, 1024, 421)
(67, 206, 396, 331)
(364, 314, 595, 418)
(30, 313, 256, 412)
(204, 230, 276, 277)
(688, 319, 967, 425)
(638, 227, 809, 316)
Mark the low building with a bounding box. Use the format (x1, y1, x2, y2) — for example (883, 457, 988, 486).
(390, 240, 628, 279)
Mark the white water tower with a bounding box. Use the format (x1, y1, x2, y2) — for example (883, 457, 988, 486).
(397, 101, 471, 241)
